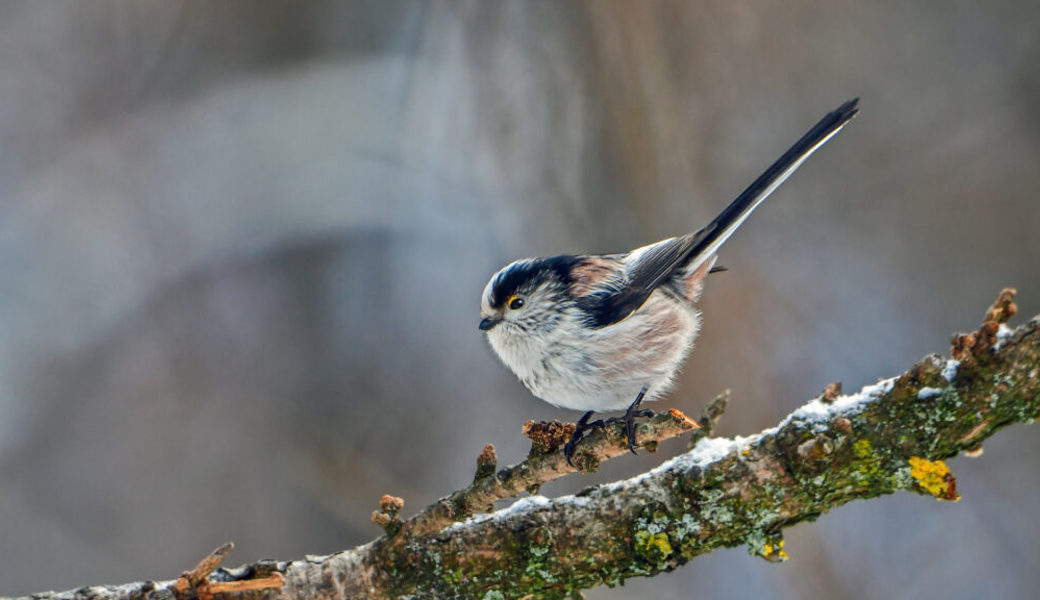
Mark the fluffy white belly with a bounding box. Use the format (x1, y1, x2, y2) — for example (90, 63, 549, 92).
(489, 294, 700, 412)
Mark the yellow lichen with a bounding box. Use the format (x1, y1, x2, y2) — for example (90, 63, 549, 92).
(852, 439, 880, 477)
(761, 539, 789, 562)
(908, 456, 960, 501)
(634, 531, 673, 563)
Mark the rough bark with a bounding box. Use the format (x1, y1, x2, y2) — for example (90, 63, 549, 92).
(10, 289, 1039, 600)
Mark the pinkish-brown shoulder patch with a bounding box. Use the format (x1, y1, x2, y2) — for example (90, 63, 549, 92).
(570, 256, 621, 297)
(682, 256, 716, 302)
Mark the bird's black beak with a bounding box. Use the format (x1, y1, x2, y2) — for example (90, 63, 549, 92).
(479, 317, 500, 331)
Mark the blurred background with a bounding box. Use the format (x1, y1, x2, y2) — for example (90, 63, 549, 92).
(1, 1, 1038, 598)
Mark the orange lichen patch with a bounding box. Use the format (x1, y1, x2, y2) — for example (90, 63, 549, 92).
(984, 288, 1018, 324)
(371, 510, 393, 527)
(523, 420, 576, 454)
(380, 494, 404, 513)
(373, 494, 406, 534)
(478, 444, 498, 465)
(976, 321, 1001, 350)
(474, 443, 499, 480)
(953, 288, 1019, 361)
(950, 331, 977, 362)
(908, 456, 960, 501)
(952, 323, 1000, 360)
(668, 408, 699, 430)
(476, 442, 499, 480)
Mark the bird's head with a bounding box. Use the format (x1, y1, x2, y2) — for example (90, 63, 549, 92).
(479, 256, 578, 337)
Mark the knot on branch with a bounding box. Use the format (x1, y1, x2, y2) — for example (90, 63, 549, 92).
(372, 494, 405, 536)
(952, 287, 1017, 362)
(797, 433, 836, 462)
(832, 417, 854, 436)
(171, 543, 283, 600)
(820, 381, 842, 403)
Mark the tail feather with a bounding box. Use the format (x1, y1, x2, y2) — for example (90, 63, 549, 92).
(681, 98, 860, 275)
(582, 99, 859, 329)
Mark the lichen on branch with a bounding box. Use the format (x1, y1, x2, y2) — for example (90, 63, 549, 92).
(355, 288, 1040, 598)
(12, 290, 1040, 600)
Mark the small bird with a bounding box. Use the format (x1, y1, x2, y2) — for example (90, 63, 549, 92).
(479, 99, 859, 464)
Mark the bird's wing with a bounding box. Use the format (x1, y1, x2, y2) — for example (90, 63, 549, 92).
(577, 98, 860, 329)
(574, 234, 705, 328)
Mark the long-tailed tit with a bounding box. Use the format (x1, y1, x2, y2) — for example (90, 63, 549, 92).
(479, 99, 859, 464)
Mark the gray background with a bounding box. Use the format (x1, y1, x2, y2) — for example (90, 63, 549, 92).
(1, 1, 1038, 598)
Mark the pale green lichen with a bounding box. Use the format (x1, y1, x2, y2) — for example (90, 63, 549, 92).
(698, 488, 735, 524)
(674, 513, 700, 538)
(524, 542, 559, 584)
(637, 510, 671, 534)
(891, 464, 915, 489)
(746, 530, 788, 562)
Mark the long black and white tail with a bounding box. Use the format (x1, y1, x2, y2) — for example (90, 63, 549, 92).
(682, 98, 860, 274)
(587, 99, 859, 328)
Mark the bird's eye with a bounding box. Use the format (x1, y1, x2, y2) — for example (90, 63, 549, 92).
(508, 296, 525, 310)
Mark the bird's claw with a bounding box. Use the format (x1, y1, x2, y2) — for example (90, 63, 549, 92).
(563, 435, 581, 467)
(624, 408, 655, 453)
(564, 411, 603, 467)
(622, 386, 653, 454)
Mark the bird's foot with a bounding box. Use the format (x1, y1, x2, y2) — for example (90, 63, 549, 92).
(623, 387, 653, 454)
(564, 411, 604, 467)
(623, 407, 655, 453)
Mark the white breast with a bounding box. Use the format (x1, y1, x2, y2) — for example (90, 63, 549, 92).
(487, 292, 701, 412)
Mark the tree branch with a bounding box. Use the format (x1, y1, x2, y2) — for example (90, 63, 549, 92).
(11, 289, 1039, 600)
(394, 406, 700, 539)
